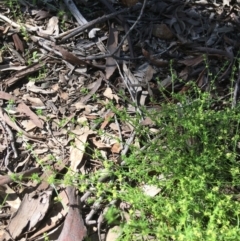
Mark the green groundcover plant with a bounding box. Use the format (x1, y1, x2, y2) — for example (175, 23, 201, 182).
(24, 72, 240, 240)
(45, 86, 240, 241)
(3, 1, 240, 240)
(97, 86, 240, 240)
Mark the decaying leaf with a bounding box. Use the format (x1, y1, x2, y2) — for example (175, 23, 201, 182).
(106, 226, 122, 241)
(179, 55, 204, 67)
(6, 190, 52, 239)
(70, 128, 94, 172)
(34, 10, 52, 20)
(27, 82, 57, 94)
(38, 16, 59, 36)
(4, 59, 47, 87)
(104, 87, 114, 99)
(0, 91, 16, 101)
(0, 185, 21, 211)
(140, 117, 154, 126)
(111, 142, 122, 154)
(152, 24, 174, 40)
(23, 96, 45, 107)
(12, 33, 24, 53)
(100, 112, 115, 130)
(21, 119, 37, 131)
(54, 45, 90, 67)
(141, 184, 161, 197)
(91, 137, 111, 149)
(123, 62, 142, 98)
(121, 0, 139, 6)
(57, 186, 87, 241)
(74, 102, 88, 110)
(28, 189, 69, 240)
(80, 77, 102, 104)
(0, 107, 45, 141)
(142, 46, 168, 67)
(17, 102, 43, 129)
(88, 28, 100, 38)
(105, 24, 119, 80)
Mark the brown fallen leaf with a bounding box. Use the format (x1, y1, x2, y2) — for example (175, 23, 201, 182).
(104, 87, 114, 99)
(123, 62, 142, 97)
(38, 16, 59, 36)
(4, 59, 47, 87)
(80, 77, 102, 104)
(0, 107, 45, 141)
(121, 0, 139, 6)
(34, 10, 52, 20)
(0, 91, 16, 101)
(140, 117, 154, 126)
(6, 189, 52, 239)
(21, 120, 37, 131)
(142, 47, 168, 67)
(179, 55, 204, 67)
(100, 112, 115, 130)
(17, 102, 43, 129)
(57, 186, 87, 241)
(0, 185, 21, 211)
(54, 45, 92, 67)
(91, 137, 111, 149)
(111, 142, 122, 154)
(23, 96, 45, 107)
(29, 189, 69, 240)
(106, 226, 122, 241)
(12, 33, 24, 53)
(0, 92, 43, 129)
(152, 24, 174, 40)
(105, 23, 119, 80)
(70, 129, 94, 172)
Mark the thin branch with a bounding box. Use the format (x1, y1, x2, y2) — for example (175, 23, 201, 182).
(0, 167, 41, 186)
(62, 0, 147, 61)
(0, 13, 20, 28)
(58, 8, 129, 41)
(108, 0, 147, 59)
(63, 0, 88, 26)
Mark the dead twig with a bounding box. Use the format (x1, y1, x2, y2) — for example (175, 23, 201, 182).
(99, 0, 135, 58)
(121, 131, 136, 158)
(0, 167, 41, 186)
(80, 0, 147, 61)
(63, 0, 87, 26)
(3, 121, 18, 159)
(0, 107, 45, 142)
(0, 118, 18, 166)
(232, 67, 240, 108)
(32, 36, 105, 69)
(58, 8, 129, 42)
(109, 0, 147, 58)
(114, 115, 123, 150)
(4, 150, 13, 168)
(0, 13, 20, 28)
(3, 58, 47, 87)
